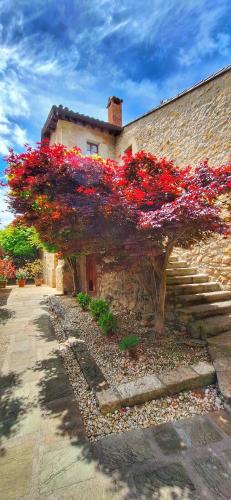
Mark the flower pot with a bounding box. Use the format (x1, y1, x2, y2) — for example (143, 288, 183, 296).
(18, 279, 26, 288)
(34, 278, 43, 287)
(0, 280, 7, 288)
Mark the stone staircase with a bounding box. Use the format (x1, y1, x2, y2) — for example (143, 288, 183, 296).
(167, 256, 231, 404)
(167, 256, 231, 340)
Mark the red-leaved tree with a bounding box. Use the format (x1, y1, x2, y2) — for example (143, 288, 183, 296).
(4, 143, 231, 335)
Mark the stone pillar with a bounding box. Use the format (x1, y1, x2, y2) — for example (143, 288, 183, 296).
(55, 259, 65, 294)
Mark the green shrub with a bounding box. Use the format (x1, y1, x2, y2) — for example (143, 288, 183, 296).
(89, 298, 109, 320)
(98, 312, 117, 336)
(119, 335, 139, 352)
(76, 292, 92, 311)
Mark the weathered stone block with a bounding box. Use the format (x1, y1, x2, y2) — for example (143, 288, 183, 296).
(191, 361, 216, 386)
(159, 366, 199, 395)
(96, 388, 121, 413)
(117, 374, 166, 407)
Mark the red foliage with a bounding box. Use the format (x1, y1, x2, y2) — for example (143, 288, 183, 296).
(0, 258, 15, 280)
(5, 144, 230, 257)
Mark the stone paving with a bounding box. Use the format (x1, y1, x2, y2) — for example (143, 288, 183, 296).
(1, 286, 231, 498)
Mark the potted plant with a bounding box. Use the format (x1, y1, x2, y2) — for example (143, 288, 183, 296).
(119, 335, 140, 360)
(24, 259, 43, 286)
(0, 258, 15, 288)
(16, 268, 27, 287)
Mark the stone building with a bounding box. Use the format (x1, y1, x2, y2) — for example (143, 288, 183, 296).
(41, 64, 231, 307)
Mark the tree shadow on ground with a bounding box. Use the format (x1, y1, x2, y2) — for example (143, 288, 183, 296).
(32, 313, 56, 343)
(0, 372, 27, 455)
(0, 308, 14, 326)
(31, 353, 197, 499)
(0, 288, 12, 307)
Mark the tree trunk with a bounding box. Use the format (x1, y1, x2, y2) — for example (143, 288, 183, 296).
(153, 264, 166, 336)
(66, 256, 79, 294)
(138, 243, 174, 339)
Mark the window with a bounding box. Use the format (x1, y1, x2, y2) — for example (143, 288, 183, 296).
(87, 142, 98, 155)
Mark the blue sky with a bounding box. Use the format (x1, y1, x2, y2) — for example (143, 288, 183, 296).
(0, 0, 231, 225)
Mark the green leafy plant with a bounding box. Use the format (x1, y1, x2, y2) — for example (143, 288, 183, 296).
(15, 268, 28, 280)
(98, 312, 117, 336)
(76, 292, 92, 311)
(119, 335, 139, 352)
(89, 298, 109, 320)
(0, 224, 41, 266)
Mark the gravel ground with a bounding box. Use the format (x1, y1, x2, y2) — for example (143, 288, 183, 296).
(56, 296, 209, 385)
(49, 296, 225, 442)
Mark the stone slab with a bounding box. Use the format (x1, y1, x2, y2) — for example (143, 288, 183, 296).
(72, 340, 109, 392)
(151, 422, 187, 455)
(209, 410, 231, 437)
(216, 370, 231, 401)
(132, 462, 197, 499)
(0, 441, 34, 500)
(192, 454, 231, 499)
(191, 360, 216, 386)
(117, 374, 166, 407)
(97, 362, 215, 412)
(96, 388, 121, 413)
(159, 366, 200, 395)
(39, 442, 95, 495)
(175, 415, 223, 447)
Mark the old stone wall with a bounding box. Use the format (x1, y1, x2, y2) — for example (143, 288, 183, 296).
(97, 264, 153, 316)
(50, 119, 116, 159)
(42, 251, 58, 288)
(115, 68, 231, 295)
(173, 235, 231, 290)
(116, 69, 231, 167)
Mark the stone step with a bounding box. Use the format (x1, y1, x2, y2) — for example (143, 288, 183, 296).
(176, 290, 231, 305)
(167, 282, 221, 296)
(179, 301, 231, 319)
(166, 267, 197, 276)
(167, 261, 188, 268)
(208, 331, 231, 348)
(169, 257, 178, 262)
(167, 274, 209, 285)
(188, 314, 231, 339)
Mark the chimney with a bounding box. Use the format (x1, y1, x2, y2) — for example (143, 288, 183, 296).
(107, 96, 123, 127)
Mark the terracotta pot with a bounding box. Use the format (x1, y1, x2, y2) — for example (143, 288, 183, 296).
(34, 277, 43, 287)
(18, 279, 26, 288)
(0, 281, 7, 288)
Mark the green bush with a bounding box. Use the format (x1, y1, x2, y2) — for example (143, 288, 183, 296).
(98, 312, 117, 336)
(89, 298, 109, 320)
(119, 335, 139, 352)
(76, 292, 92, 311)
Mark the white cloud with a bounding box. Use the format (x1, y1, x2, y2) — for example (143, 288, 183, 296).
(0, 187, 14, 228)
(13, 124, 28, 147)
(178, 6, 231, 67)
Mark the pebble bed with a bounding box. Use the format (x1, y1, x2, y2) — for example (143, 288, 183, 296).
(56, 296, 209, 385)
(49, 296, 225, 442)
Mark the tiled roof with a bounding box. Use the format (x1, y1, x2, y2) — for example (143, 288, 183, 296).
(41, 105, 122, 139)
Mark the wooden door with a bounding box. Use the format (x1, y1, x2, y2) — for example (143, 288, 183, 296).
(86, 255, 97, 295)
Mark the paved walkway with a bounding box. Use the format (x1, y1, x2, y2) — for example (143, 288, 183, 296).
(1, 286, 231, 499)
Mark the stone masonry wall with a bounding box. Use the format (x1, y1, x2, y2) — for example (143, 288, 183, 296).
(97, 265, 153, 317)
(116, 69, 231, 167)
(115, 68, 231, 292)
(173, 235, 231, 290)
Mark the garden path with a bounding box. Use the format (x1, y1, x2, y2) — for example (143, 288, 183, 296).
(1, 285, 231, 499)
